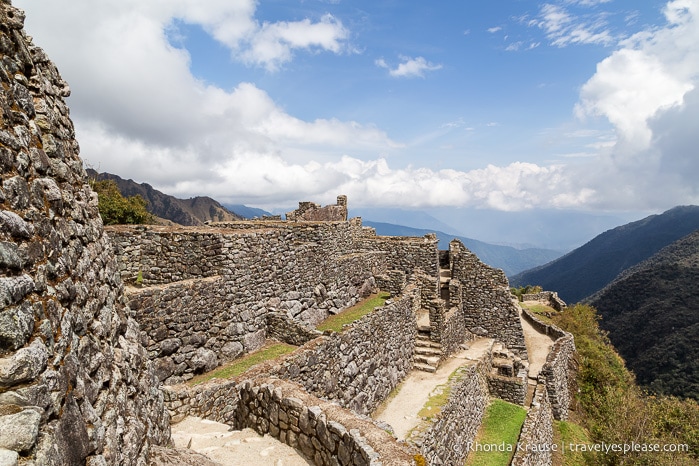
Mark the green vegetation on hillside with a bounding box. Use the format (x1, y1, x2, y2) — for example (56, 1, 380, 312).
(87, 169, 241, 225)
(316, 292, 390, 332)
(551, 304, 698, 465)
(553, 420, 590, 466)
(465, 400, 527, 466)
(588, 230, 699, 400)
(90, 179, 153, 225)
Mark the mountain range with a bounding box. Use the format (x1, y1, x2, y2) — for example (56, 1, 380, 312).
(87, 170, 242, 225)
(588, 230, 699, 400)
(363, 221, 562, 276)
(510, 205, 699, 303)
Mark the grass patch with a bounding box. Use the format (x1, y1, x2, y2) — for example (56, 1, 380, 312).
(417, 384, 452, 420)
(316, 291, 390, 332)
(553, 420, 590, 466)
(465, 399, 527, 466)
(188, 342, 296, 386)
(520, 302, 557, 325)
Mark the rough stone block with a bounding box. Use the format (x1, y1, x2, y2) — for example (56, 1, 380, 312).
(0, 407, 40, 452)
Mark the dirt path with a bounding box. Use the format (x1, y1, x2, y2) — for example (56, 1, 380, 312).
(171, 417, 312, 466)
(373, 338, 494, 439)
(519, 303, 555, 382)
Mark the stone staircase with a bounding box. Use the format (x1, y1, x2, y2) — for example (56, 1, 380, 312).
(414, 326, 442, 373)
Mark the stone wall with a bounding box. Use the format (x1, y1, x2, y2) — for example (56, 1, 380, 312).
(109, 224, 383, 324)
(357, 232, 439, 278)
(109, 224, 384, 381)
(263, 288, 419, 415)
(124, 276, 267, 385)
(511, 384, 554, 466)
(266, 309, 322, 346)
(450, 240, 527, 356)
(410, 359, 490, 465)
(286, 195, 348, 222)
(164, 377, 419, 466)
(487, 372, 527, 406)
(0, 3, 168, 464)
(522, 291, 567, 312)
(522, 308, 575, 420)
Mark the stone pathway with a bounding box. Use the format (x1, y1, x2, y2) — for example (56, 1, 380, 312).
(518, 304, 555, 382)
(170, 417, 312, 466)
(373, 338, 494, 439)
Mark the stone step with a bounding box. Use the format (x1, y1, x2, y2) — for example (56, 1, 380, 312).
(415, 338, 442, 349)
(417, 324, 431, 333)
(414, 354, 440, 366)
(414, 362, 437, 373)
(414, 346, 442, 357)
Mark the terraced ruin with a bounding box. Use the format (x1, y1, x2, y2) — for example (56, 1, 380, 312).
(0, 2, 575, 464)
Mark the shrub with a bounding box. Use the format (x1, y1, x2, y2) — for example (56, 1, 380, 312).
(90, 179, 153, 225)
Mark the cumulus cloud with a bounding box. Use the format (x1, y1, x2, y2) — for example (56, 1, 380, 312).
(569, 0, 699, 208)
(375, 56, 442, 78)
(239, 14, 349, 71)
(15, 0, 699, 212)
(17, 0, 396, 195)
(576, 0, 697, 149)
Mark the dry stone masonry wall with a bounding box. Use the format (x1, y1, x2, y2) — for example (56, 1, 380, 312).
(450, 240, 528, 356)
(0, 3, 168, 464)
(522, 308, 576, 420)
(357, 230, 440, 278)
(164, 376, 419, 466)
(109, 223, 385, 383)
(263, 288, 418, 415)
(511, 383, 554, 466)
(522, 291, 567, 312)
(412, 359, 490, 465)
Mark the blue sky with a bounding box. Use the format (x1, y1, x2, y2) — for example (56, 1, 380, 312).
(16, 0, 699, 214)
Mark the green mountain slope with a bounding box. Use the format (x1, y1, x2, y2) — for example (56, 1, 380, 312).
(588, 230, 699, 400)
(510, 205, 699, 303)
(363, 220, 563, 276)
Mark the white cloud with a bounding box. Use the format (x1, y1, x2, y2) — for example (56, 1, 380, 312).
(505, 41, 523, 51)
(567, 0, 699, 209)
(15, 0, 699, 213)
(534, 3, 615, 47)
(575, 0, 697, 149)
(487, 26, 502, 33)
(376, 56, 443, 78)
(240, 14, 349, 71)
(16, 0, 396, 193)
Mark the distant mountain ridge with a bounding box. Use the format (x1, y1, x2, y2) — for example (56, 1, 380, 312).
(223, 204, 273, 219)
(363, 221, 563, 276)
(88, 170, 242, 225)
(588, 230, 699, 400)
(510, 205, 699, 303)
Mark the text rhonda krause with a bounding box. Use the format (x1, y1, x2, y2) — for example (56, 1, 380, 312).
(462, 442, 690, 454)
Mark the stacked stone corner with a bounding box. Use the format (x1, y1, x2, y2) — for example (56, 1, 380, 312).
(0, 4, 168, 464)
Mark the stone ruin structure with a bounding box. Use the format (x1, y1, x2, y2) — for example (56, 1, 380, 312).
(286, 195, 348, 222)
(0, 2, 576, 465)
